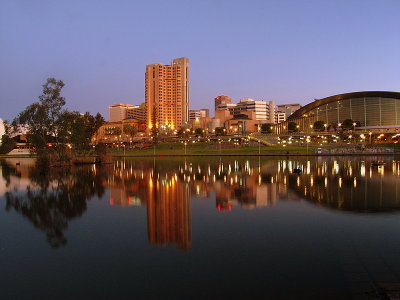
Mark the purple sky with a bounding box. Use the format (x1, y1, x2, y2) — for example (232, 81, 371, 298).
(1, 0, 399, 121)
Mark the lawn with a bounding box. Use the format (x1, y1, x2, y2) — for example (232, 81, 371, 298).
(110, 142, 321, 156)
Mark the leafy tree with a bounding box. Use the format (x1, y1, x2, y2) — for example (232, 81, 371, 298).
(151, 106, 159, 144)
(194, 128, 204, 137)
(261, 123, 273, 134)
(14, 78, 66, 151)
(59, 112, 105, 152)
(342, 119, 354, 130)
(123, 124, 137, 137)
(14, 78, 105, 164)
(313, 120, 326, 132)
(215, 127, 226, 136)
(288, 122, 298, 132)
(0, 121, 16, 154)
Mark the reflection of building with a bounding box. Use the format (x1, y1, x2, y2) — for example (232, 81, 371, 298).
(147, 176, 192, 250)
(109, 187, 141, 206)
(275, 91, 400, 134)
(145, 57, 190, 130)
(276, 157, 400, 212)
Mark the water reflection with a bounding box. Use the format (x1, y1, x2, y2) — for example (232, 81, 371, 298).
(1, 156, 400, 249)
(1, 159, 108, 248)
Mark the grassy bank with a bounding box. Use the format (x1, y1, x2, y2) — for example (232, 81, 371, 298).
(110, 142, 322, 156)
(2, 142, 399, 159)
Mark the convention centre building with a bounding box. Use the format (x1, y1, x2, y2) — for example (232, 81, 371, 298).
(274, 91, 400, 134)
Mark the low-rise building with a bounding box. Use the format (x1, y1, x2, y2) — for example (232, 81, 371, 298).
(93, 119, 146, 144)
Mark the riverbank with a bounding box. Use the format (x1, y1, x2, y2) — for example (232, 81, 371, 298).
(1, 142, 399, 158)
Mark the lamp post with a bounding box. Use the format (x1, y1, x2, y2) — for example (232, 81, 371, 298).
(369, 132, 372, 144)
(184, 142, 187, 155)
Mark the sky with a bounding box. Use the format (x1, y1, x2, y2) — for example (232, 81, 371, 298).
(1, 0, 399, 121)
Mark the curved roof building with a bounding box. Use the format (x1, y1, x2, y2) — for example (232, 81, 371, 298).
(275, 91, 400, 134)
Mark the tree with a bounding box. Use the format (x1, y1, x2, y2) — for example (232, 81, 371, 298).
(261, 123, 273, 134)
(14, 78, 66, 151)
(59, 111, 105, 152)
(342, 119, 354, 130)
(0, 121, 16, 154)
(313, 120, 326, 132)
(14, 78, 105, 165)
(194, 128, 204, 137)
(215, 127, 226, 136)
(123, 124, 137, 138)
(150, 106, 159, 144)
(288, 122, 298, 132)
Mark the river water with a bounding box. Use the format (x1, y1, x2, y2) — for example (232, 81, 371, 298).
(1, 156, 400, 299)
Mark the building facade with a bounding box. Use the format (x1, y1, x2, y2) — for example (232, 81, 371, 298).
(145, 57, 189, 131)
(108, 104, 134, 122)
(276, 103, 301, 120)
(274, 91, 400, 134)
(214, 95, 232, 112)
(126, 102, 146, 122)
(189, 108, 210, 121)
(93, 119, 146, 143)
(230, 99, 276, 123)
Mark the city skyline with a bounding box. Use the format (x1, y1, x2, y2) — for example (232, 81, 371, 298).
(1, 0, 399, 121)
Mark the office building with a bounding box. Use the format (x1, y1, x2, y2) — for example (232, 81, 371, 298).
(215, 95, 232, 112)
(189, 108, 210, 121)
(277, 103, 301, 119)
(108, 104, 134, 122)
(126, 102, 146, 122)
(234, 98, 276, 123)
(145, 57, 189, 130)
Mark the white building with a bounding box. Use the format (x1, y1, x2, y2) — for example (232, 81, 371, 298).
(189, 109, 210, 121)
(234, 99, 275, 123)
(276, 103, 301, 119)
(0, 119, 5, 145)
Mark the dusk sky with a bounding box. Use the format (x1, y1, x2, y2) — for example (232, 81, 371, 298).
(1, 0, 399, 121)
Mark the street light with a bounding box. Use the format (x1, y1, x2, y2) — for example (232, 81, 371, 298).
(184, 142, 187, 155)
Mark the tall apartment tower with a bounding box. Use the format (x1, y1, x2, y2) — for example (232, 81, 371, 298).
(215, 95, 232, 111)
(145, 57, 189, 130)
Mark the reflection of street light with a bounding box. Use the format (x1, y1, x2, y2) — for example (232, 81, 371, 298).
(369, 131, 372, 144)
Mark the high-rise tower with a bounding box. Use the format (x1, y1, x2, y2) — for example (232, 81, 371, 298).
(145, 57, 189, 130)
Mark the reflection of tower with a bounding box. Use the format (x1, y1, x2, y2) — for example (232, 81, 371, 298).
(147, 176, 192, 250)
